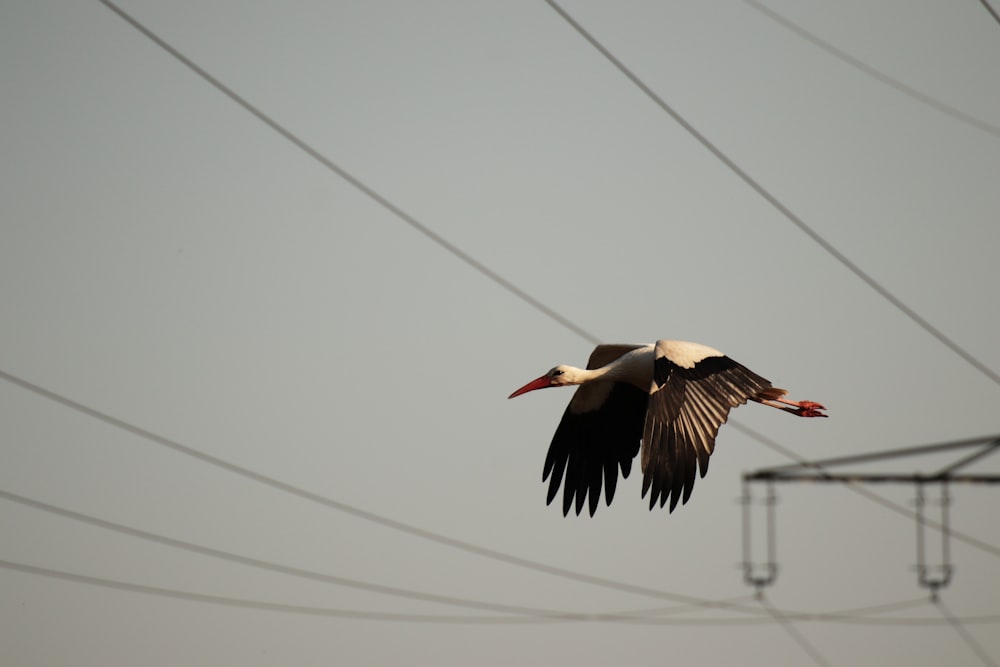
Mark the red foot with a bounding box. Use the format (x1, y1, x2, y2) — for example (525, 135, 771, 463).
(787, 400, 827, 417)
(791, 406, 827, 418)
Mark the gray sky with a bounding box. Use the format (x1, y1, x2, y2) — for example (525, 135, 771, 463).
(2, 1, 999, 665)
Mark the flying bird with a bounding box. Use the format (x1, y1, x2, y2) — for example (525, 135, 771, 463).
(509, 340, 826, 516)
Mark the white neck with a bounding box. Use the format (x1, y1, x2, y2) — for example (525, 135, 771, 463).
(564, 351, 651, 390)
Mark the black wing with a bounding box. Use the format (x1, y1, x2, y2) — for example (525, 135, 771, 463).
(543, 382, 647, 516)
(542, 344, 647, 517)
(641, 343, 772, 512)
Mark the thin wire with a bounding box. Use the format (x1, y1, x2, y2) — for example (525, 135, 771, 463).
(981, 0, 1000, 27)
(5, 487, 835, 622)
(615, 597, 986, 627)
(617, 594, 759, 619)
(0, 559, 858, 626)
(8, 487, 979, 627)
(102, 0, 1000, 389)
(0, 560, 816, 627)
(802, 596, 930, 619)
(936, 598, 999, 667)
(743, 0, 1000, 140)
(11, 386, 1000, 625)
(813, 614, 1000, 627)
(758, 593, 833, 667)
(0, 367, 761, 614)
(542, 0, 1000, 389)
(4, 557, 997, 627)
(0, 488, 572, 618)
(0, 559, 553, 624)
(96, 0, 600, 348)
(622, 612, 986, 627)
(618, 613, 1000, 627)
(8, 372, 998, 627)
(6, 337, 1000, 599)
(731, 421, 1000, 559)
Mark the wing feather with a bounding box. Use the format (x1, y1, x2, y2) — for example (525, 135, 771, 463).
(538, 344, 650, 516)
(640, 340, 773, 512)
(543, 380, 647, 516)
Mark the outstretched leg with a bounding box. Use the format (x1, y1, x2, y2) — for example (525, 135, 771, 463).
(753, 394, 827, 418)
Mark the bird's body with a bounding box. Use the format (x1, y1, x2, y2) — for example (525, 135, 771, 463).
(509, 340, 826, 516)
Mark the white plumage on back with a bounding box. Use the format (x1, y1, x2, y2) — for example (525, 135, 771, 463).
(656, 340, 724, 370)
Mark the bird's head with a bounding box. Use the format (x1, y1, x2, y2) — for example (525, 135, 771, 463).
(508, 365, 581, 398)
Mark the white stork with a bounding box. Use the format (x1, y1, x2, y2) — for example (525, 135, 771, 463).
(509, 340, 826, 516)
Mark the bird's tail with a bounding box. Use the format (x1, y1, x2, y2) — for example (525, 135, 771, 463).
(756, 386, 788, 401)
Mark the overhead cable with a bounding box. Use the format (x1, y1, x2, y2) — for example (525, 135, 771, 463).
(744, 0, 1000, 140)
(543, 0, 1000, 388)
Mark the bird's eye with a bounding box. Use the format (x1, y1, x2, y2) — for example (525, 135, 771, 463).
(552, 370, 564, 377)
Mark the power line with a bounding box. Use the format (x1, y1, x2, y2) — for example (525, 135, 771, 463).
(0, 558, 549, 624)
(0, 559, 858, 626)
(0, 556, 781, 625)
(96, 0, 600, 348)
(12, 487, 975, 626)
(0, 560, 826, 627)
(981, 0, 1000, 27)
(617, 594, 760, 619)
(0, 367, 761, 613)
(4, 557, 996, 627)
(0, 488, 575, 619)
(1, 488, 843, 622)
(611, 608, 1000, 627)
(6, 366, 998, 628)
(806, 596, 928, 619)
(542, 0, 1000, 389)
(7, 372, 1000, 628)
(936, 598, 999, 667)
(758, 593, 832, 667)
(611, 596, 999, 627)
(100, 0, 1000, 391)
(743, 0, 1000, 140)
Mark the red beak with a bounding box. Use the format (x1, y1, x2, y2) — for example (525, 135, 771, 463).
(508, 375, 553, 399)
